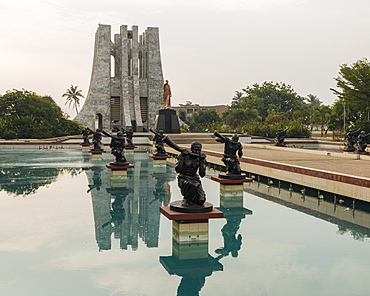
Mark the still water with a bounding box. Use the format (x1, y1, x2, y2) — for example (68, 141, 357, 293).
(0, 149, 369, 296)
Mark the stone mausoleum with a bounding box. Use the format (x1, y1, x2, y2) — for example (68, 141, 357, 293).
(75, 24, 164, 132)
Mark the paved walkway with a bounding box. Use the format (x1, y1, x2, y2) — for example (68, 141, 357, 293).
(201, 143, 370, 180)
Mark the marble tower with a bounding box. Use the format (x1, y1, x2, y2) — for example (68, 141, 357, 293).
(75, 24, 164, 131)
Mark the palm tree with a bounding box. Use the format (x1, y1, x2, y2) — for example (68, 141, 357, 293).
(62, 85, 84, 114)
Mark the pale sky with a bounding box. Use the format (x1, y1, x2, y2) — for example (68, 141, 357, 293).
(1, 0, 369, 118)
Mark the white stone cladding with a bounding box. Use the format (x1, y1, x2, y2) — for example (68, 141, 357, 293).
(75, 24, 164, 132)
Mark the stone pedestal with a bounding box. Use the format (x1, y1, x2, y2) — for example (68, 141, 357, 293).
(106, 164, 134, 184)
(89, 150, 106, 159)
(124, 146, 136, 156)
(154, 109, 180, 134)
(81, 143, 91, 150)
(149, 155, 170, 174)
(159, 206, 223, 292)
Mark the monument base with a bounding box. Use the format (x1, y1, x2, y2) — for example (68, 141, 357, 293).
(154, 108, 180, 134)
(160, 206, 224, 220)
(89, 150, 106, 159)
(211, 175, 252, 184)
(169, 200, 214, 213)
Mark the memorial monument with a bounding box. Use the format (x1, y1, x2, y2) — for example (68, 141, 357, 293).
(153, 80, 180, 134)
(75, 24, 164, 132)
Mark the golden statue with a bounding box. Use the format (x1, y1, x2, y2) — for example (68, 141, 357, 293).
(163, 80, 172, 109)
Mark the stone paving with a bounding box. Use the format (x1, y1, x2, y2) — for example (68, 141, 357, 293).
(201, 143, 370, 180)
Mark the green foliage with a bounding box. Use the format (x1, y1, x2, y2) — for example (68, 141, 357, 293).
(311, 105, 331, 135)
(178, 109, 187, 121)
(186, 109, 221, 132)
(222, 108, 260, 128)
(62, 85, 84, 114)
(231, 81, 305, 120)
(0, 89, 82, 139)
(179, 101, 199, 106)
(332, 58, 370, 128)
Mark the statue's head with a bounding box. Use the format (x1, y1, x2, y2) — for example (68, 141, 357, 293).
(117, 131, 123, 137)
(361, 130, 365, 134)
(191, 141, 202, 154)
(158, 130, 163, 135)
(165, 80, 169, 84)
(232, 134, 239, 142)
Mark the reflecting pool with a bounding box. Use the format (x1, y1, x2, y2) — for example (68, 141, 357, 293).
(1, 149, 370, 296)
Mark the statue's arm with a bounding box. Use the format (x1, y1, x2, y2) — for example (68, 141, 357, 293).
(163, 135, 186, 154)
(238, 145, 243, 158)
(214, 131, 227, 143)
(198, 153, 206, 177)
(102, 130, 114, 138)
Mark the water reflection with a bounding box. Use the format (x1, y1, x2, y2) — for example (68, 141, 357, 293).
(0, 149, 84, 196)
(245, 176, 370, 242)
(85, 160, 176, 251)
(216, 183, 252, 260)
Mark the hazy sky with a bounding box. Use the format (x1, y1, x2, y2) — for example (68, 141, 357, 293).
(1, 0, 369, 117)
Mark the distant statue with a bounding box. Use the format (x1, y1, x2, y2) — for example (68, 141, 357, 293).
(357, 130, 370, 154)
(80, 127, 91, 145)
(87, 128, 103, 151)
(150, 128, 168, 156)
(275, 128, 288, 146)
(163, 136, 206, 207)
(214, 131, 243, 175)
(163, 80, 172, 109)
(112, 126, 120, 133)
(102, 130, 128, 165)
(345, 128, 360, 151)
(125, 128, 134, 147)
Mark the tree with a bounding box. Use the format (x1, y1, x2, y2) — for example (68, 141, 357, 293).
(222, 108, 260, 128)
(332, 58, 370, 122)
(0, 89, 81, 139)
(187, 109, 221, 132)
(231, 81, 305, 120)
(305, 94, 322, 107)
(311, 105, 331, 135)
(179, 101, 199, 106)
(62, 85, 84, 114)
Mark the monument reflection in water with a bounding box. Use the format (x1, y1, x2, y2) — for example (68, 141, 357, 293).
(1, 149, 370, 295)
(85, 154, 176, 251)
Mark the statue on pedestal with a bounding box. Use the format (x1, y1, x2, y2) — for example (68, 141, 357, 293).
(102, 130, 128, 165)
(345, 128, 360, 151)
(275, 128, 288, 146)
(163, 80, 172, 109)
(214, 131, 243, 176)
(163, 136, 206, 207)
(150, 129, 168, 156)
(80, 127, 91, 145)
(357, 130, 370, 154)
(87, 128, 103, 151)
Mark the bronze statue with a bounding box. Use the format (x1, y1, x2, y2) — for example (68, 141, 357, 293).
(80, 127, 91, 145)
(150, 129, 168, 156)
(163, 136, 206, 207)
(125, 128, 134, 147)
(214, 131, 243, 175)
(345, 128, 360, 151)
(163, 80, 172, 109)
(102, 130, 128, 165)
(357, 130, 370, 154)
(87, 128, 103, 151)
(275, 128, 288, 146)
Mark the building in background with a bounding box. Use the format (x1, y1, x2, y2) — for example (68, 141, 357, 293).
(172, 105, 228, 119)
(75, 24, 164, 132)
